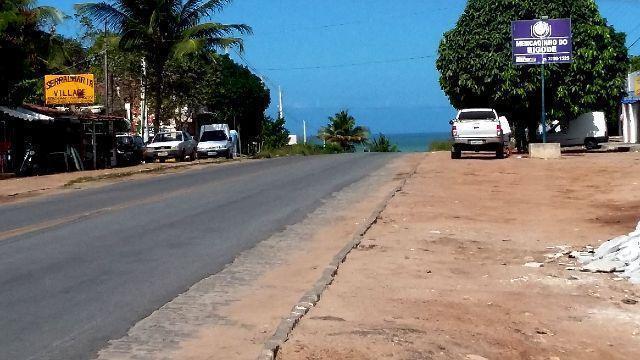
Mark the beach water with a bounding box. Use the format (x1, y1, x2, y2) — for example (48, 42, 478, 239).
(383, 132, 451, 152)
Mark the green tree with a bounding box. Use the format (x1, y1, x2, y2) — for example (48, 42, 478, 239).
(78, 14, 142, 115)
(436, 0, 628, 139)
(369, 134, 399, 152)
(318, 110, 369, 151)
(630, 55, 640, 73)
(0, 0, 68, 105)
(260, 115, 290, 149)
(76, 0, 251, 132)
(197, 53, 270, 140)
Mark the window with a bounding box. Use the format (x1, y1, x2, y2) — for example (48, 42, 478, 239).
(458, 111, 495, 120)
(152, 132, 182, 143)
(200, 130, 228, 142)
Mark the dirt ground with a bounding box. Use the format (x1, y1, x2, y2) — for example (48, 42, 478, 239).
(278, 151, 640, 360)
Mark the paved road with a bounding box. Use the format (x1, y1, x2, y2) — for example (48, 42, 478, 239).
(0, 153, 396, 360)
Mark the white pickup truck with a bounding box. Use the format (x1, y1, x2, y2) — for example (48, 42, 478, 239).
(450, 108, 511, 159)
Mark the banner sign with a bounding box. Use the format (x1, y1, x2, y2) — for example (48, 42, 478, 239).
(44, 74, 95, 105)
(512, 18, 572, 65)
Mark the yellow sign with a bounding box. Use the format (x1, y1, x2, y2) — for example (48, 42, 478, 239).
(635, 76, 640, 97)
(44, 74, 95, 105)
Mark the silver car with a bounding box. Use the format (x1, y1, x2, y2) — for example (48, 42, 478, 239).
(144, 131, 197, 162)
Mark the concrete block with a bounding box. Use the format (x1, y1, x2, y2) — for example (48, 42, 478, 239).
(529, 143, 561, 159)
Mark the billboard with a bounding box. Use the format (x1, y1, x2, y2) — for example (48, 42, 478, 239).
(512, 18, 572, 65)
(44, 74, 95, 105)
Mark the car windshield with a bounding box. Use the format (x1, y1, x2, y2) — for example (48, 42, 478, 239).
(200, 130, 228, 142)
(153, 132, 182, 143)
(458, 111, 495, 120)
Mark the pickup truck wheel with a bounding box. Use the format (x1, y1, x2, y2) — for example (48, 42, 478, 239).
(451, 146, 462, 159)
(496, 146, 505, 159)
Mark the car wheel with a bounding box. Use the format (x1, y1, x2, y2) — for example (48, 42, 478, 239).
(585, 138, 598, 151)
(496, 146, 505, 159)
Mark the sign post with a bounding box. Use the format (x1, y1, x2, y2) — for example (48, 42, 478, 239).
(512, 18, 573, 143)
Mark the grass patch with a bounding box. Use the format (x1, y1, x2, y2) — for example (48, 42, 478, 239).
(64, 159, 231, 187)
(255, 143, 343, 158)
(428, 139, 454, 152)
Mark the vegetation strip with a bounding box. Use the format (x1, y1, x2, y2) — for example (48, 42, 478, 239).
(63, 159, 234, 187)
(257, 160, 420, 360)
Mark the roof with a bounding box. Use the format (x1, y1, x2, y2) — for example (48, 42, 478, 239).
(20, 104, 125, 122)
(0, 106, 54, 122)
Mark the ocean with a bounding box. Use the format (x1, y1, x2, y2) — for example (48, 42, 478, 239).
(306, 132, 451, 153)
(383, 132, 451, 152)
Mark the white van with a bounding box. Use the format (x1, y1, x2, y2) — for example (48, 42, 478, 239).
(197, 124, 234, 159)
(543, 112, 608, 150)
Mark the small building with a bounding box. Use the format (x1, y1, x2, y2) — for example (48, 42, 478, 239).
(0, 104, 128, 175)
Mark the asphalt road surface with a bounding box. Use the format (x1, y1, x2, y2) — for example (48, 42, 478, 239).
(0, 153, 396, 360)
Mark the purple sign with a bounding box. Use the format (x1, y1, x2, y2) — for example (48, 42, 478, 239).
(512, 18, 572, 65)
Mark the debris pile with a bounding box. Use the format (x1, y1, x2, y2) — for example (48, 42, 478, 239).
(576, 222, 640, 284)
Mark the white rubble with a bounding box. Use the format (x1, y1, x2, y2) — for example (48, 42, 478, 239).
(579, 221, 640, 283)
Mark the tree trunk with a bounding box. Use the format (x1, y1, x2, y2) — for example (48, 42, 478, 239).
(151, 60, 166, 135)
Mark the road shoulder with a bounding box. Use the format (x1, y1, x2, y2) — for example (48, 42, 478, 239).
(95, 153, 423, 360)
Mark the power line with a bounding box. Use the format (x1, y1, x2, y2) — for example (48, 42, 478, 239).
(253, 6, 461, 37)
(232, 49, 279, 89)
(260, 55, 434, 71)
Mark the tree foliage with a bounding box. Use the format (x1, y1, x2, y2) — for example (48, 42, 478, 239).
(437, 0, 628, 137)
(0, 0, 77, 105)
(318, 110, 369, 151)
(195, 53, 271, 139)
(630, 55, 640, 73)
(260, 115, 290, 149)
(76, 0, 251, 130)
(369, 134, 399, 152)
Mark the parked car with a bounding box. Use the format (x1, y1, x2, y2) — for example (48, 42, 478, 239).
(144, 131, 197, 162)
(116, 134, 144, 166)
(542, 112, 609, 150)
(450, 108, 511, 159)
(197, 124, 234, 159)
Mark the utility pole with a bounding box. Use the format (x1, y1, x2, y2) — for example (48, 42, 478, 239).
(278, 86, 284, 119)
(103, 21, 109, 115)
(303, 120, 307, 144)
(141, 58, 148, 142)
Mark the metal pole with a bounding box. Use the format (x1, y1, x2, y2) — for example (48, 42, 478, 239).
(141, 58, 147, 142)
(541, 61, 547, 143)
(92, 121, 97, 170)
(303, 120, 307, 144)
(104, 22, 109, 115)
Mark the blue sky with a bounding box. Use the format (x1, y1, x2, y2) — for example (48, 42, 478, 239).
(46, 0, 640, 135)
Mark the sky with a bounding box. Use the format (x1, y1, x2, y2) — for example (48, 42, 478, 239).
(44, 0, 640, 136)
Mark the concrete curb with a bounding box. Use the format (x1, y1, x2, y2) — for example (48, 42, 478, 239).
(257, 163, 419, 360)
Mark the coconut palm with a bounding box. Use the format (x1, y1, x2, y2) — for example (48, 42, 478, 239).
(76, 0, 251, 130)
(318, 110, 369, 151)
(1, 0, 67, 105)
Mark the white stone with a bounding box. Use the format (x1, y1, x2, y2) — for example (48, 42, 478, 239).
(524, 262, 544, 268)
(581, 259, 625, 273)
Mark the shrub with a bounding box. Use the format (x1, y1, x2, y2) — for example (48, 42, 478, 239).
(428, 140, 454, 152)
(369, 134, 399, 152)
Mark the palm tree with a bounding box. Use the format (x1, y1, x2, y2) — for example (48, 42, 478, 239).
(76, 0, 251, 131)
(318, 110, 369, 151)
(1, 0, 66, 105)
